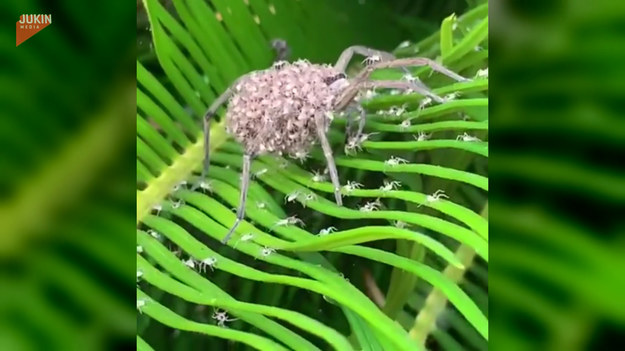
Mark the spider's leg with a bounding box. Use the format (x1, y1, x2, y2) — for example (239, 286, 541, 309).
(334, 45, 395, 72)
(315, 114, 343, 206)
(342, 103, 360, 143)
(191, 79, 243, 191)
(355, 57, 469, 83)
(367, 80, 445, 103)
(354, 105, 367, 141)
(221, 154, 253, 244)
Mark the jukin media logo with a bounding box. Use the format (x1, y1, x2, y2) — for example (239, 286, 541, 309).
(16, 14, 52, 47)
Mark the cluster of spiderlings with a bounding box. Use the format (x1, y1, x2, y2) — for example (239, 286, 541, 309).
(225, 59, 344, 156)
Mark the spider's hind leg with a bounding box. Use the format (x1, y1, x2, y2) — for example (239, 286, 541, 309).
(315, 114, 343, 206)
(222, 154, 253, 244)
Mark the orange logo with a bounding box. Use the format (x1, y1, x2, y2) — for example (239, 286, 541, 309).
(16, 14, 52, 47)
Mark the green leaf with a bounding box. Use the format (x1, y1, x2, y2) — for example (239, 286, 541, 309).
(440, 13, 457, 57)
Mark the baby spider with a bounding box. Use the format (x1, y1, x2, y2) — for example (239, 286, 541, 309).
(418, 189, 450, 207)
(388, 105, 407, 116)
(234, 233, 255, 248)
(212, 310, 237, 328)
(402, 73, 419, 84)
(274, 215, 305, 228)
(418, 97, 433, 110)
(255, 201, 267, 210)
(311, 170, 327, 182)
(137, 298, 148, 313)
(384, 156, 409, 167)
(259, 246, 277, 258)
(393, 220, 407, 229)
(318, 226, 337, 236)
(137, 245, 143, 254)
(253, 168, 268, 179)
(301, 192, 317, 207)
(147, 229, 161, 240)
(195, 40, 468, 244)
(444, 92, 461, 102)
(342, 180, 364, 194)
(413, 131, 432, 141)
(360, 199, 383, 212)
(345, 132, 377, 155)
(290, 150, 310, 163)
(344, 136, 363, 155)
(199, 257, 217, 273)
(285, 190, 302, 203)
(456, 133, 481, 142)
(475, 68, 488, 78)
(196, 179, 213, 193)
(379, 180, 401, 192)
(362, 55, 382, 65)
(152, 203, 162, 216)
(136, 270, 143, 282)
(171, 198, 184, 209)
(172, 180, 187, 192)
(399, 118, 413, 131)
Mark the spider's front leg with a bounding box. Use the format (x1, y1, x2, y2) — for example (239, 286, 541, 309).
(191, 85, 237, 192)
(354, 57, 469, 84)
(334, 45, 396, 72)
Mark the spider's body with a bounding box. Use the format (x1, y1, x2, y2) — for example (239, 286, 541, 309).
(197, 41, 468, 244)
(226, 60, 344, 156)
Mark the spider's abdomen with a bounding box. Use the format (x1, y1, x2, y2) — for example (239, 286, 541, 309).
(225, 60, 341, 155)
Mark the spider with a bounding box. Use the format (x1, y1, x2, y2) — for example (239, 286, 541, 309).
(136, 270, 143, 282)
(379, 180, 402, 192)
(234, 233, 255, 248)
(384, 156, 409, 167)
(413, 131, 432, 141)
(318, 226, 338, 236)
(456, 132, 482, 142)
(199, 257, 217, 273)
(197, 39, 468, 244)
(137, 298, 148, 313)
(259, 246, 277, 258)
(284, 190, 302, 203)
(360, 199, 383, 212)
(342, 180, 364, 194)
(311, 169, 327, 182)
(273, 215, 305, 228)
(212, 309, 237, 328)
(417, 189, 450, 207)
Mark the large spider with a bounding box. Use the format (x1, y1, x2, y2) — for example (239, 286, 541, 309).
(197, 40, 468, 244)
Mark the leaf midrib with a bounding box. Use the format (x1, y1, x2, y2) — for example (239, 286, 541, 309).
(136, 121, 228, 224)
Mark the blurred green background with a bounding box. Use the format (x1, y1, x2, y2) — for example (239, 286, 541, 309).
(490, 0, 625, 349)
(1, 0, 624, 350)
(0, 0, 136, 350)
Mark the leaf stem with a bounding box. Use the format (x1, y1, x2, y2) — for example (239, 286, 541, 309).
(409, 202, 488, 345)
(136, 121, 228, 224)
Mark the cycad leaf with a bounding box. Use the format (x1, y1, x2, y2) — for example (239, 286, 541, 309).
(137, 0, 488, 350)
